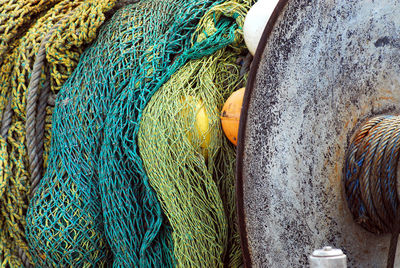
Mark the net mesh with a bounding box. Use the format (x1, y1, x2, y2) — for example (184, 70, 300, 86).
(25, 0, 247, 266)
(0, 0, 116, 266)
(99, 0, 251, 267)
(138, 2, 250, 266)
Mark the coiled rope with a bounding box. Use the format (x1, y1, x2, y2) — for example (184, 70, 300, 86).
(344, 115, 400, 268)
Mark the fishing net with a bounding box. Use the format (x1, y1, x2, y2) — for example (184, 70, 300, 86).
(98, 0, 253, 267)
(0, 0, 60, 63)
(0, 0, 116, 266)
(26, 0, 242, 266)
(138, 1, 251, 266)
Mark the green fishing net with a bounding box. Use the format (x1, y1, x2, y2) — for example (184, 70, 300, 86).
(103, 0, 251, 267)
(98, 0, 247, 266)
(139, 51, 245, 267)
(25, 0, 246, 266)
(138, 2, 250, 267)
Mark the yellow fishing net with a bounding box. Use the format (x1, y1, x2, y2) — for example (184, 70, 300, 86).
(0, 0, 117, 266)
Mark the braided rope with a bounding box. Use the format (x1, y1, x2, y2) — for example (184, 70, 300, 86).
(26, 14, 71, 196)
(1, 98, 13, 139)
(26, 35, 48, 197)
(35, 80, 50, 180)
(18, 247, 31, 268)
(27, 79, 50, 195)
(344, 115, 400, 268)
(24, 14, 70, 268)
(47, 93, 56, 106)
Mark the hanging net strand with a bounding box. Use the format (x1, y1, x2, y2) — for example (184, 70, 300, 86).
(139, 51, 241, 267)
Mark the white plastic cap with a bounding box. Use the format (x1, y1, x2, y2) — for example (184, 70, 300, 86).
(312, 246, 344, 257)
(309, 246, 347, 268)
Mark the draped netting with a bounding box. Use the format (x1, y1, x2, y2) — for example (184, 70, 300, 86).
(0, 0, 117, 266)
(118, 0, 251, 266)
(26, 0, 248, 266)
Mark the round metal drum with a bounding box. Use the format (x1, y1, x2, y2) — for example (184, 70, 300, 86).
(236, 0, 400, 267)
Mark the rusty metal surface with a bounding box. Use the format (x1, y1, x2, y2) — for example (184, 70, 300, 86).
(237, 0, 400, 267)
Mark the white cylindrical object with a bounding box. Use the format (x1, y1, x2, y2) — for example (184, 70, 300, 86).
(309, 246, 347, 268)
(243, 0, 280, 55)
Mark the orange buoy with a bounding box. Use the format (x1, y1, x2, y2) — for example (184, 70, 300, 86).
(221, 87, 245, 146)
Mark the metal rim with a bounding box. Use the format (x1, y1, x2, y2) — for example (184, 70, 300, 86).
(235, 0, 290, 267)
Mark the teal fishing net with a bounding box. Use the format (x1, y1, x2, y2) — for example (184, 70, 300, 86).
(98, 0, 243, 266)
(99, 0, 251, 266)
(25, 0, 242, 266)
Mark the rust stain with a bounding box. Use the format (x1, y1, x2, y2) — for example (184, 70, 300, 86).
(378, 95, 395, 102)
(239, 0, 400, 266)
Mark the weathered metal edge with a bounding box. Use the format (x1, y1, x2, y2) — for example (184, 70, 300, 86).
(235, 0, 290, 267)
